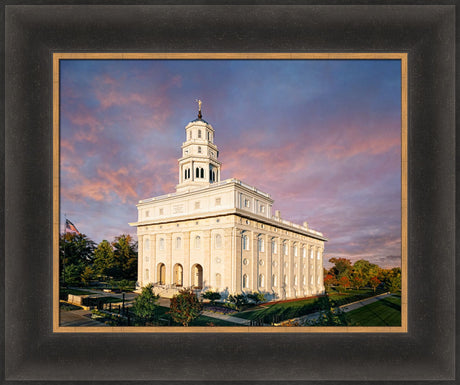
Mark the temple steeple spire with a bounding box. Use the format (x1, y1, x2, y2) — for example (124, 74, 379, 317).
(176, 103, 221, 193)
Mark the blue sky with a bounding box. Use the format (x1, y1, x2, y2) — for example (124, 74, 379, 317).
(60, 59, 402, 268)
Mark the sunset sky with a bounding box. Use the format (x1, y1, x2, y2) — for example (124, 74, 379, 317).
(60, 59, 402, 268)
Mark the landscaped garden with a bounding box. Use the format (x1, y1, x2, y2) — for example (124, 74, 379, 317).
(232, 287, 388, 324)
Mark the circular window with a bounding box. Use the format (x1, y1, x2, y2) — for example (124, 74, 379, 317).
(259, 260, 264, 266)
(243, 258, 249, 265)
(215, 258, 221, 264)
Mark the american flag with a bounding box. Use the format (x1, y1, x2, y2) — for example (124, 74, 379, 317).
(65, 219, 80, 235)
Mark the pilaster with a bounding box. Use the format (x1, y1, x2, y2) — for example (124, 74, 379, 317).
(183, 231, 190, 287)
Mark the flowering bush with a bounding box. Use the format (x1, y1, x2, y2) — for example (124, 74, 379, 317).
(204, 305, 238, 315)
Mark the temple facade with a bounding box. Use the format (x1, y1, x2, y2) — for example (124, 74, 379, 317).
(130, 106, 326, 300)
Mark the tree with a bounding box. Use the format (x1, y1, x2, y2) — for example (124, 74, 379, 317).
(247, 291, 266, 305)
(61, 264, 83, 286)
(351, 275, 364, 290)
(370, 276, 381, 292)
(169, 288, 203, 326)
(60, 232, 96, 266)
(112, 234, 138, 280)
(202, 290, 221, 305)
(353, 259, 379, 287)
(60, 232, 96, 286)
(388, 274, 401, 293)
(338, 276, 351, 292)
(328, 258, 353, 279)
(324, 274, 337, 288)
(93, 240, 117, 278)
(81, 266, 94, 286)
(132, 284, 159, 325)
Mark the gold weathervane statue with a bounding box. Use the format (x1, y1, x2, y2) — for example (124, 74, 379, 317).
(195, 99, 202, 119)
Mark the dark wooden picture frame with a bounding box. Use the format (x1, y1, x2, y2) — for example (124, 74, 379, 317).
(3, 3, 455, 383)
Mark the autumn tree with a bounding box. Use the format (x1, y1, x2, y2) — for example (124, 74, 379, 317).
(353, 259, 379, 287)
(351, 275, 364, 290)
(132, 284, 159, 325)
(388, 274, 401, 293)
(324, 274, 337, 288)
(169, 288, 203, 326)
(328, 258, 353, 280)
(338, 276, 351, 292)
(370, 276, 381, 292)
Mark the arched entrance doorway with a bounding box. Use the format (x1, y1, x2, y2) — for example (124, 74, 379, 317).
(191, 264, 203, 289)
(173, 263, 183, 287)
(157, 263, 166, 285)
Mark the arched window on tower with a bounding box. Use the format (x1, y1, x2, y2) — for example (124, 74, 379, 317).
(198, 130, 202, 138)
(184, 169, 187, 180)
(198, 146, 202, 154)
(200, 168, 204, 178)
(213, 171, 216, 182)
(207, 131, 210, 140)
(195, 236, 201, 249)
(196, 168, 200, 178)
(176, 237, 182, 249)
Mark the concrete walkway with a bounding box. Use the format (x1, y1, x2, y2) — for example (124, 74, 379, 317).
(339, 292, 392, 312)
(67, 287, 138, 301)
(60, 309, 108, 327)
(201, 310, 251, 325)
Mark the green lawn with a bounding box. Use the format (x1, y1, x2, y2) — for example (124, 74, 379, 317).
(232, 288, 385, 323)
(345, 295, 401, 326)
(233, 297, 319, 322)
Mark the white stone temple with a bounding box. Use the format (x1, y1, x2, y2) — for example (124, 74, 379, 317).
(130, 103, 326, 300)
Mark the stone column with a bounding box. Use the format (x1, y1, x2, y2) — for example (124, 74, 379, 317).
(165, 233, 172, 285)
(223, 227, 233, 293)
(252, 232, 258, 293)
(151, 234, 156, 285)
(235, 230, 243, 293)
(138, 234, 143, 287)
(203, 229, 212, 289)
(277, 237, 283, 299)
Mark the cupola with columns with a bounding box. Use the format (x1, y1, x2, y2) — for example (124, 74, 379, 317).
(176, 100, 222, 193)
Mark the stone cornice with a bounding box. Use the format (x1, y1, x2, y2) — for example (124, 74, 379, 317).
(130, 208, 327, 242)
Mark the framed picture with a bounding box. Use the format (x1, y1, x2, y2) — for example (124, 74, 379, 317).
(53, 52, 407, 333)
(4, 3, 455, 383)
